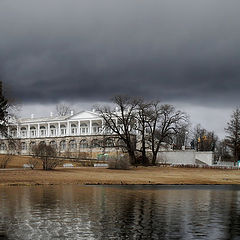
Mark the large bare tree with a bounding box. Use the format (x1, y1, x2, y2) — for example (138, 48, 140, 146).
(96, 95, 139, 164)
(147, 103, 188, 165)
(225, 107, 240, 166)
(135, 99, 153, 165)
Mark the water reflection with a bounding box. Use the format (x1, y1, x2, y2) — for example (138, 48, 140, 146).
(1, 185, 240, 239)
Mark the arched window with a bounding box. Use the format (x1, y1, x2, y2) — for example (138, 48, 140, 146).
(30, 142, 36, 151)
(50, 125, 57, 136)
(69, 140, 77, 150)
(39, 141, 46, 146)
(21, 142, 27, 151)
(50, 140, 57, 149)
(71, 123, 77, 135)
(60, 140, 66, 151)
(60, 124, 66, 136)
(92, 123, 100, 134)
(30, 126, 36, 137)
(40, 126, 47, 137)
(80, 139, 88, 148)
(80, 123, 89, 135)
(0, 143, 7, 151)
(21, 127, 27, 137)
(91, 139, 100, 148)
(10, 127, 17, 137)
(105, 138, 114, 147)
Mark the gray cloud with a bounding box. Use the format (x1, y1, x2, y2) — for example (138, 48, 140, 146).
(1, 0, 240, 108)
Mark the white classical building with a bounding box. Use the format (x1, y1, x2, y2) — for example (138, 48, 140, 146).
(0, 109, 215, 165)
(0, 110, 127, 158)
(9, 110, 104, 138)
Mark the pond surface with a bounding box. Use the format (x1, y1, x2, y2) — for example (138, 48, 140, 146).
(1, 185, 240, 240)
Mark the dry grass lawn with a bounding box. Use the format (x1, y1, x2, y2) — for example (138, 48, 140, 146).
(1, 154, 240, 186)
(1, 166, 240, 186)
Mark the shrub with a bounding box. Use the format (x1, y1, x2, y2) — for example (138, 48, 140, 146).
(78, 152, 91, 160)
(32, 143, 62, 170)
(0, 154, 12, 168)
(108, 155, 130, 170)
(27, 157, 40, 169)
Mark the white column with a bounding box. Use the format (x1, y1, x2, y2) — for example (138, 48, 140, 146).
(47, 123, 50, 137)
(17, 125, 19, 138)
(67, 121, 70, 135)
(89, 120, 92, 135)
(37, 124, 40, 138)
(58, 122, 61, 137)
(27, 124, 30, 138)
(78, 120, 80, 135)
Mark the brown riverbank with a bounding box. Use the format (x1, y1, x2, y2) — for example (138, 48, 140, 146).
(1, 166, 240, 186)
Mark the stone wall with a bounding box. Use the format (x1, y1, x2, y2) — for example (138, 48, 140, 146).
(157, 150, 214, 166)
(195, 151, 214, 165)
(157, 150, 196, 165)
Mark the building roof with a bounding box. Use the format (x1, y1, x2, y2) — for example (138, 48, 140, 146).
(11, 110, 102, 125)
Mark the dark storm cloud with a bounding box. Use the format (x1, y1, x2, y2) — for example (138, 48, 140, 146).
(1, 0, 240, 106)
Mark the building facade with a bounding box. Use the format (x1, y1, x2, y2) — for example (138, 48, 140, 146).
(0, 110, 128, 158)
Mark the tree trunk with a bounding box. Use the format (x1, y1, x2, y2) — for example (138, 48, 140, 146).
(152, 152, 157, 165)
(151, 141, 161, 165)
(43, 157, 48, 170)
(142, 149, 148, 165)
(128, 150, 136, 165)
(234, 152, 238, 166)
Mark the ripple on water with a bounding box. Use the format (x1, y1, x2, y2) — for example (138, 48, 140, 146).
(1, 185, 240, 240)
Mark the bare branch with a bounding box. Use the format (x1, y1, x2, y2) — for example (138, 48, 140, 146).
(56, 103, 72, 116)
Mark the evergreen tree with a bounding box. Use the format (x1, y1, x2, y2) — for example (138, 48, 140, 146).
(225, 107, 240, 166)
(0, 82, 9, 137)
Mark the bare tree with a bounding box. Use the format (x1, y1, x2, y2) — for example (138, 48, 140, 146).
(225, 107, 240, 166)
(215, 139, 232, 162)
(32, 142, 61, 170)
(193, 124, 218, 152)
(96, 95, 139, 164)
(147, 103, 188, 165)
(56, 103, 72, 116)
(27, 157, 40, 169)
(172, 124, 190, 150)
(135, 99, 152, 165)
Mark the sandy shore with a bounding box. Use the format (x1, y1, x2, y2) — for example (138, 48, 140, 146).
(1, 166, 240, 186)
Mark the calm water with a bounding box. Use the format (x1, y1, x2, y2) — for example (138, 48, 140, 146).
(1, 185, 240, 240)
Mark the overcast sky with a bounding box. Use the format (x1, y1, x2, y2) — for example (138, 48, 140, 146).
(1, 0, 240, 138)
